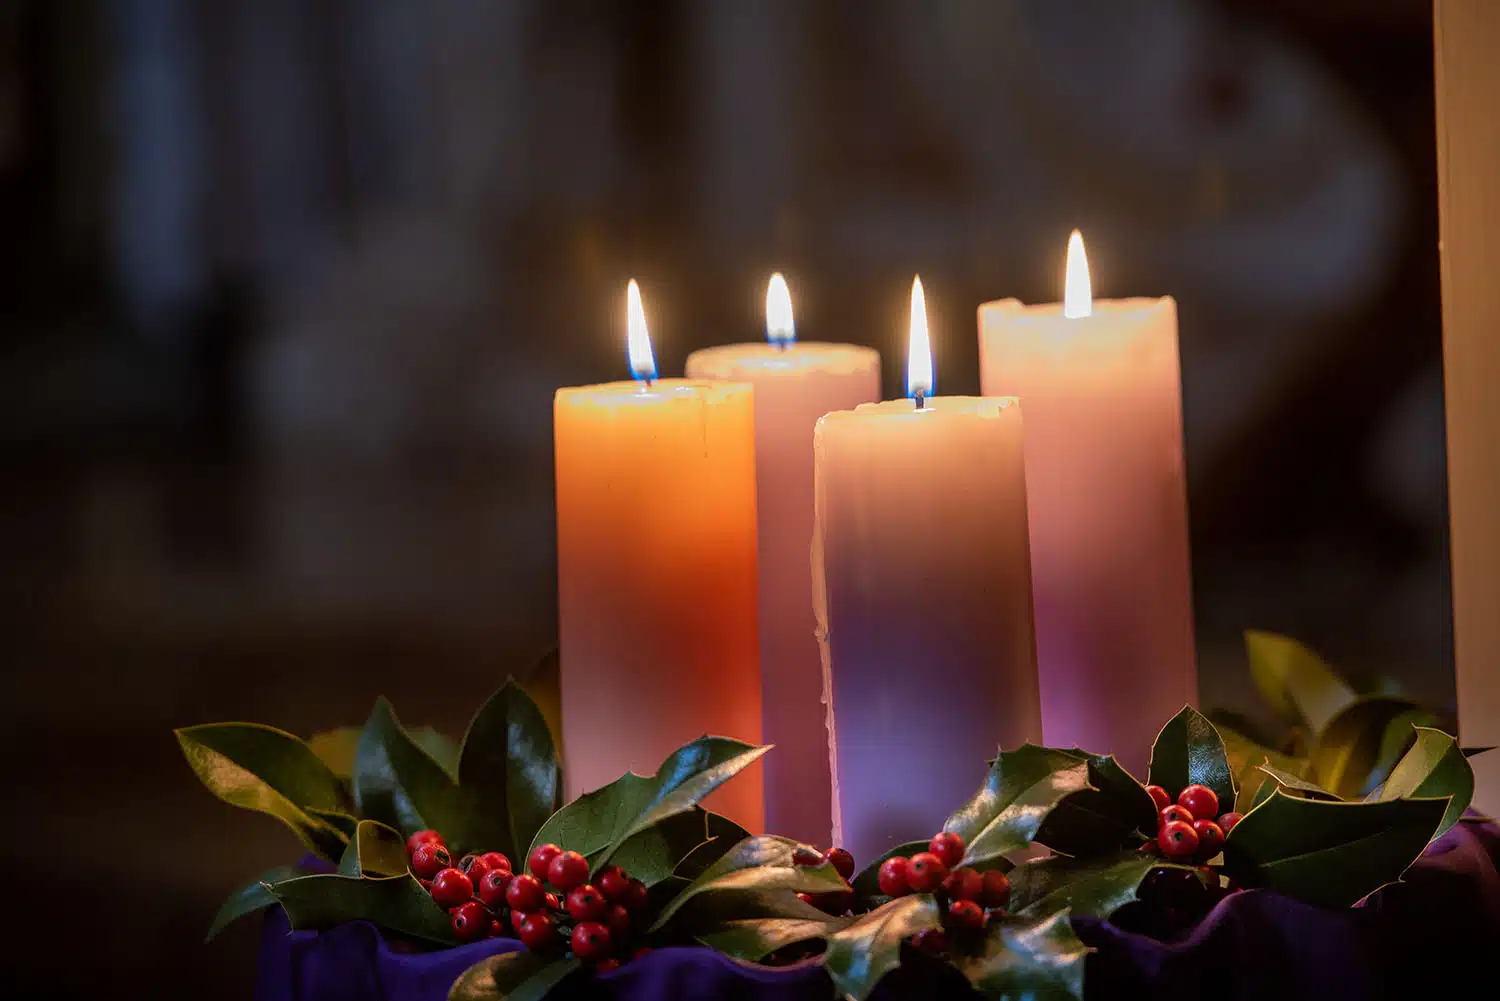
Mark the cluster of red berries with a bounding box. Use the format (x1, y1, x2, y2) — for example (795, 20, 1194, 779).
(873, 831, 1010, 955)
(790, 845, 857, 915)
(406, 831, 651, 970)
(1142, 783, 1242, 860)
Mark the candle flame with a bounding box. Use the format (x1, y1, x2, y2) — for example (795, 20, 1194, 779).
(907, 276, 934, 401)
(1063, 230, 1092, 319)
(766, 272, 795, 346)
(626, 279, 658, 381)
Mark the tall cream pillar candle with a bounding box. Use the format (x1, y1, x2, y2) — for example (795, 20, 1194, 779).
(686, 275, 880, 845)
(554, 281, 763, 830)
(978, 233, 1197, 776)
(814, 278, 1041, 864)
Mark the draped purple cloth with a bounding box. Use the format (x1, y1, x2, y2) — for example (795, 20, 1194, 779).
(257, 820, 1499, 1001)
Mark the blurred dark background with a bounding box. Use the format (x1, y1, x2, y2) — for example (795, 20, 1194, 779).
(0, 1, 1453, 997)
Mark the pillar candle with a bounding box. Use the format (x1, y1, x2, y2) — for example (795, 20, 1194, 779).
(978, 233, 1197, 775)
(813, 278, 1041, 864)
(554, 281, 763, 830)
(686, 275, 880, 845)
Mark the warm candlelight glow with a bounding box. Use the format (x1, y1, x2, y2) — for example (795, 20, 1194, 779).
(626, 279, 658, 381)
(1063, 230, 1093, 319)
(766, 273, 795, 346)
(907, 276, 934, 402)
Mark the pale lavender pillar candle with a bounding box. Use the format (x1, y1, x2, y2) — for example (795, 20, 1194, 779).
(687, 275, 880, 845)
(812, 279, 1042, 864)
(977, 233, 1198, 776)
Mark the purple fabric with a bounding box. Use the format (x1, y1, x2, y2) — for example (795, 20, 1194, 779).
(257, 820, 1500, 1001)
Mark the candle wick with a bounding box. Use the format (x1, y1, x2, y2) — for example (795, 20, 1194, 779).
(643, 378, 654, 392)
(914, 391, 926, 411)
(773, 340, 789, 353)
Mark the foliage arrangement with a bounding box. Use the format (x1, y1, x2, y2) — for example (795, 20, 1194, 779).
(181, 647, 1479, 1001)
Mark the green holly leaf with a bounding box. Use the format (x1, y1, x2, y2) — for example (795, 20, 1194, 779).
(671, 812, 753, 882)
(307, 727, 363, 780)
(455, 680, 560, 861)
(823, 895, 941, 1001)
(1215, 723, 1310, 813)
(598, 807, 717, 887)
(1147, 706, 1235, 811)
(205, 864, 305, 941)
(1310, 696, 1437, 799)
(697, 911, 851, 962)
(943, 746, 1093, 868)
(268, 872, 456, 945)
(956, 909, 1088, 1001)
(1254, 763, 1340, 800)
(851, 841, 932, 901)
(411, 727, 460, 775)
(1222, 789, 1449, 907)
(337, 819, 411, 878)
(1244, 630, 1357, 732)
(650, 836, 850, 931)
(176, 722, 352, 860)
(352, 698, 465, 841)
(1463, 746, 1496, 758)
(1008, 852, 1187, 919)
(448, 952, 582, 1001)
(1367, 727, 1473, 838)
(1036, 751, 1158, 855)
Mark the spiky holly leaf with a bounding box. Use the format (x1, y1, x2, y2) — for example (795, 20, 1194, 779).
(942, 745, 1093, 869)
(957, 909, 1088, 1001)
(1147, 706, 1235, 811)
(1310, 696, 1438, 799)
(1037, 751, 1158, 855)
(650, 836, 849, 931)
(204, 864, 305, 942)
(1367, 726, 1473, 838)
(823, 895, 941, 1001)
(1243, 630, 1356, 732)
(267, 872, 455, 945)
(454, 680, 561, 861)
(448, 953, 581, 1001)
(1008, 851, 1189, 919)
(695, 892, 852, 961)
(352, 698, 465, 840)
(336, 819, 410, 878)
(1254, 763, 1340, 801)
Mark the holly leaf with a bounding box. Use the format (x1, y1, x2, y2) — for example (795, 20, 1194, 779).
(1309, 696, 1437, 799)
(205, 864, 305, 941)
(268, 872, 456, 945)
(1215, 723, 1310, 813)
(956, 909, 1088, 1001)
(1367, 727, 1473, 838)
(1008, 852, 1187, 919)
(1463, 746, 1496, 758)
(448, 953, 582, 1001)
(598, 807, 717, 887)
(1037, 751, 1158, 855)
(671, 812, 753, 882)
(352, 698, 464, 841)
(697, 912, 850, 962)
(851, 841, 932, 901)
(1221, 789, 1449, 907)
(455, 680, 560, 861)
(176, 722, 351, 859)
(337, 819, 411, 878)
(943, 745, 1094, 868)
(307, 727, 362, 780)
(1147, 706, 1235, 810)
(823, 895, 941, 1001)
(1244, 630, 1357, 732)
(650, 836, 850, 931)
(1255, 763, 1340, 800)
(530, 772, 653, 861)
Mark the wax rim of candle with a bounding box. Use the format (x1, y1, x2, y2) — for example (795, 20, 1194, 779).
(555, 377, 753, 407)
(687, 342, 881, 376)
(829, 395, 1021, 423)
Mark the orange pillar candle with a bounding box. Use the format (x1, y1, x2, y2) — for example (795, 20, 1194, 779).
(978, 233, 1197, 775)
(554, 281, 764, 830)
(686, 275, 880, 846)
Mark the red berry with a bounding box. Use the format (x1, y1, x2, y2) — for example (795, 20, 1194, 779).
(544, 891, 561, 911)
(1218, 811, 1243, 834)
(1177, 785, 1219, 821)
(418, 878, 433, 892)
(406, 830, 444, 856)
(595, 958, 621, 973)
(518, 912, 559, 951)
(430, 868, 474, 908)
(489, 919, 505, 938)
(912, 928, 950, 955)
(1197, 865, 1220, 889)
(980, 869, 1011, 909)
(528, 844, 562, 881)
(596, 866, 631, 902)
(1192, 819, 1225, 855)
(941, 867, 983, 902)
(548, 850, 590, 892)
(510, 908, 530, 933)
(791, 846, 826, 867)
(462, 856, 494, 891)
(1145, 785, 1171, 812)
(605, 903, 631, 940)
(570, 921, 613, 961)
(1158, 820, 1200, 858)
(450, 900, 489, 942)
(1159, 804, 1194, 828)
(479, 868, 513, 908)
(907, 852, 949, 892)
(410, 842, 452, 880)
(877, 856, 912, 897)
(479, 851, 512, 873)
(1137, 840, 1160, 856)
(621, 878, 649, 913)
(945, 898, 985, 930)
(506, 873, 546, 912)
(795, 891, 814, 906)
(826, 848, 856, 880)
(928, 831, 966, 869)
(567, 884, 608, 922)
